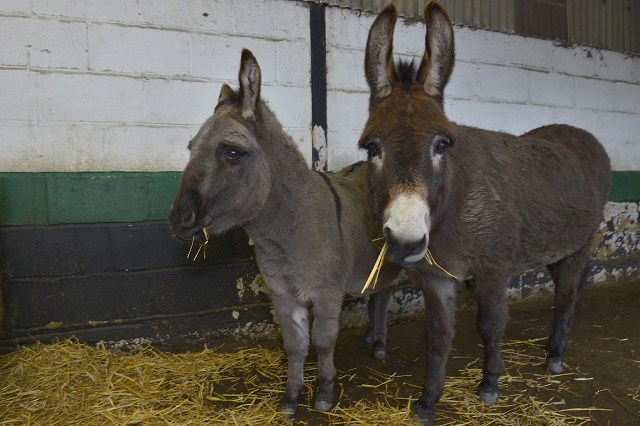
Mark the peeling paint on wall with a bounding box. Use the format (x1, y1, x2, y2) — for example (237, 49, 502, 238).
(249, 275, 271, 298)
(593, 202, 640, 261)
(236, 278, 245, 302)
(312, 125, 328, 172)
(100, 337, 154, 352)
(228, 319, 280, 342)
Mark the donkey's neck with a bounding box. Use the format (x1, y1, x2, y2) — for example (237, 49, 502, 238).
(243, 107, 320, 245)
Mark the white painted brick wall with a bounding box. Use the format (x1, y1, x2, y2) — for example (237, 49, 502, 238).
(192, 36, 278, 82)
(478, 64, 530, 103)
(0, 70, 29, 120)
(0, 17, 88, 69)
(506, 36, 554, 71)
(145, 80, 218, 125)
(0, 0, 311, 172)
(596, 50, 634, 81)
(455, 27, 507, 64)
(34, 74, 148, 123)
(89, 25, 191, 76)
(0, 125, 49, 172)
(446, 61, 479, 99)
(0, 0, 638, 172)
(529, 72, 574, 107)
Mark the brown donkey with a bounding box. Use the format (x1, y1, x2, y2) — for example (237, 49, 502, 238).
(169, 50, 407, 417)
(360, 2, 611, 424)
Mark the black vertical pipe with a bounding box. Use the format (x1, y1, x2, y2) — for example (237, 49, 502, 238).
(310, 2, 328, 171)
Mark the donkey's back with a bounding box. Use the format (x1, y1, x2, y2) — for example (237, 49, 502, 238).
(452, 123, 610, 271)
(522, 124, 611, 198)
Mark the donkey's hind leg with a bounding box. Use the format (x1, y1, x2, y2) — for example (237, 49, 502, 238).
(271, 294, 309, 417)
(311, 296, 342, 412)
(546, 244, 590, 374)
(364, 290, 392, 359)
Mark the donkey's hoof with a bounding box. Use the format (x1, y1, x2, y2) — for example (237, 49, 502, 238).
(411, 400, 436, 426)
(314, 399, 333, 412)
(278, 406, 296, 419)
(478, 375, 500, 404)
(314, 386, 334, 412)
(373, 342, 386, 360)
(278, 399, 297, 419)
(479, 389, 499, 404)
(547, 358, 564, 374)
(363, 331, 374, 345)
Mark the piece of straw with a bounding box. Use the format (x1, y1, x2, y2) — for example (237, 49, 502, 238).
(188, 228, 210, 261)
(425, 249, 458, 280)
(361, 241, 387, 294)
(361, 241, 458, 293)
(0, 338, 605, 425)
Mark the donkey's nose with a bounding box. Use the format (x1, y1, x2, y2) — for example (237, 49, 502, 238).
(181, 210, 197, 229)
(384, 228, 428, 265)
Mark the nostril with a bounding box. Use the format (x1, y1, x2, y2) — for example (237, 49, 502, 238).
(181, 210, 197, 228)
(383, 226, 391, 238)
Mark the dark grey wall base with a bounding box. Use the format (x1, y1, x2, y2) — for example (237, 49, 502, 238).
(0, 221, 263, 351)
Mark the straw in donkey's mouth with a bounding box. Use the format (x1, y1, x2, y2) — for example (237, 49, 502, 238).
(361, 241, 458, 293)
(361, 240, 388, 294)
(424, 249, 458, 280)
(187, 227, 210, 261)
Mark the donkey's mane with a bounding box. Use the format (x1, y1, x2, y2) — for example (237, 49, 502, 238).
(397, 59, 419, 91)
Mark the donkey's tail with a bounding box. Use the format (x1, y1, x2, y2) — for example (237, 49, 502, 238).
(577, 259, 594, 305)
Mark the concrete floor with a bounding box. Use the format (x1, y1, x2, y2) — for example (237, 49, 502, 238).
(273, 279, 640, 425)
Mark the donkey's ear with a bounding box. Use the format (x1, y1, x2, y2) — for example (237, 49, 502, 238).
(365, 4, 399, 100)
(417, 2, 455, 101)
(238, 49, 261, 120)
(218, 83, 235, 105)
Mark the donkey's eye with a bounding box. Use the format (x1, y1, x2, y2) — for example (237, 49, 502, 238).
(221, 148, 244, 162)
(364, 141, 380, 158)
(434, 137, 451, 155)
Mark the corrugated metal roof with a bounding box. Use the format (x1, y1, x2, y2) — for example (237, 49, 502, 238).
(567, 0, 639, 54)
(299, 0, 638, 54)
(439, 0, 515, 32)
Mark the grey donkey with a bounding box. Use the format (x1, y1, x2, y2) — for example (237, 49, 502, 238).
(169, 49, 408, 416)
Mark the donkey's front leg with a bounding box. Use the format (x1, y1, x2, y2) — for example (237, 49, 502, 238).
(364, 290, 392, 359)
(271, 294, 309, 417)
(474, 276, 508, 404)
(413, 276, 457, 426)
(411, 273, 455, 425)
(311, 296, 342, 412)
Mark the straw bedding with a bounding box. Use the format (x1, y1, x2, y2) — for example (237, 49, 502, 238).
(1, 337, 604, 425)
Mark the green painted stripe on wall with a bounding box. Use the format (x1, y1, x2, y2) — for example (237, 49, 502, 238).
(609, 171, 640, 202)
(0, 172, 181, 226)
(0, 171, 638, 226)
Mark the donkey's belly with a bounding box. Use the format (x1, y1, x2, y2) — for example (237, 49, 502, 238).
(517, 248, 576, 271)
(515, 226, 592, 270)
